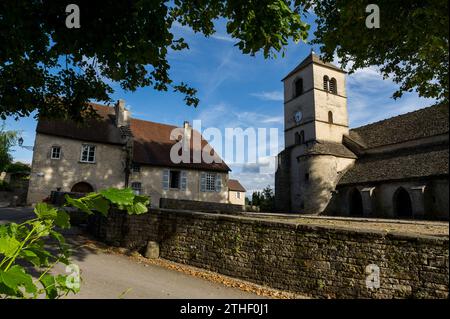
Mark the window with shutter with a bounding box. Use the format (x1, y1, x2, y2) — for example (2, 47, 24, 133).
(215, 174, 222, 192)
(162, 169, 169, 190)
(200, 172, 206, 192)
(180, 171, 187, 191)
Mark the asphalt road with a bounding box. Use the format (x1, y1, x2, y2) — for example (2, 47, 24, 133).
(0, 207, 263, 299)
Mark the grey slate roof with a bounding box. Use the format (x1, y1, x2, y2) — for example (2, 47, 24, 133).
(349, 103, 449, 149)
(338, 144, 449, 185)
(339, 104, 449, 185)
(299, 140, 357, 159)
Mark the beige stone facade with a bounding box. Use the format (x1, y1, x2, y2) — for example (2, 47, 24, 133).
(27, 104, 233, 206)
(228, 190, 245, 206)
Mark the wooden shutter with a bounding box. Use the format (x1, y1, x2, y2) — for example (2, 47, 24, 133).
(180, 171, 187, 191)
(162, 169, 169, 190)
(215, 174, 222, 192)
(200, 172, 206, 192)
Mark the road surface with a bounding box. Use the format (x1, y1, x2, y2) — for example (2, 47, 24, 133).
(1, 207, 263, 299)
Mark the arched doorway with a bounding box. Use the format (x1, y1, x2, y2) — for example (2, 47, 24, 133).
(393, 187, 413, 218)
(349, 188, 363, 216)
(71, 182, 94, 194)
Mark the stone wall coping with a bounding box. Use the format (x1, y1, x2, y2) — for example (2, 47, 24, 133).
(151, 208, 449, 244)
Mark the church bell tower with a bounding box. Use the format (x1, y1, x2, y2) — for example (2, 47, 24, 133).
(275, 52, 355, 214)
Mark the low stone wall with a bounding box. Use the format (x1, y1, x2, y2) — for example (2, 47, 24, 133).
(88, 209, 449, 299)
(159, 198, 244, 213)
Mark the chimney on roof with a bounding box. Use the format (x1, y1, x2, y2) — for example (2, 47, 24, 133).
(182, 120, 192, 152)
(115, 99, 130, 127)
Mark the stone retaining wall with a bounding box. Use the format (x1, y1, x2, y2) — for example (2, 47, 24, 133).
(159, 198, 244, 213)
(87, 209, 449, 299)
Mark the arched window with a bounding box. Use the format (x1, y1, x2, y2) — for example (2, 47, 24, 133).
(328, 111, 334, 123)
(295, 132, 301, 144)
(349, 188, 363, 216)
(294, 78, 303, 97)
(295, 131, 305, 145)
(323, 75, 329, 91)
(329, 78, 337, 94)
(393, 187, 413, 218)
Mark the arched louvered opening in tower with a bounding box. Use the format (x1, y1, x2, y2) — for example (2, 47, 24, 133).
(329, 78, 337, 94)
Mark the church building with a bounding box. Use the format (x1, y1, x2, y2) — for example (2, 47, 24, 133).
(275, 53, 449, 220)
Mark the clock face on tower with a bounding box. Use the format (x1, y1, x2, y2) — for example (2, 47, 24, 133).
(294, 111, 303, 124)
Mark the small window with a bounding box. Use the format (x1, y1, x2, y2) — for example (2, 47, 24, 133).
(205, 173, 217, 192)
(323, 75, 329, 91)
(51, 146, 61, 159)
(296, 130, 305, 145)
(328, 111, 334, 124)
(295, 131, 305, 145)
(294, 78, 303, 97)
(131, 182, 142, 195)
(329, 78, 337, 94)
(132, 163, 141, 173)
(80, 145, 96, 163)
(236, 192, 241, 199)
(170, 170, 180, 189)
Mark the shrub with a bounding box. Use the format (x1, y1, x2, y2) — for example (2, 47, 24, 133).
(0, 181, 11, 191)
(4, 162, 31, 174)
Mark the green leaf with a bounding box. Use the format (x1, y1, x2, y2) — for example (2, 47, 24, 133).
(0, 265, 37, 295)
(40, 274, 58, 299)
(0, 235, 21, 258)
(99, 188, 135, 206)
(65, 195, 94, 215)
(55, 210, 70, 229)
(19, 249, 40, 267)
(85, 195, 110, 216)
(34, 203, 58, 220)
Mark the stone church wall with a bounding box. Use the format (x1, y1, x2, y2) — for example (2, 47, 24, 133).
(88, 209, 449, 299)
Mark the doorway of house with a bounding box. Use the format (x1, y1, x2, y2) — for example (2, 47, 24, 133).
(71, 182, 94, 194)
(393, 187, 413, 218)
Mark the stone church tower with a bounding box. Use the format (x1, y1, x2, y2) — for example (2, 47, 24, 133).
(275, 52, 356, 214)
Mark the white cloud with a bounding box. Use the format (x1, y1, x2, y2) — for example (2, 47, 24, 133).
(250, 90, 284, 101)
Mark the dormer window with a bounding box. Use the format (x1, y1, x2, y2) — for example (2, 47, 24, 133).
(294, 78, 303, 97)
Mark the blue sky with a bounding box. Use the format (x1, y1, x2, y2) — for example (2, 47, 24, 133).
(6, 16, 436, 195)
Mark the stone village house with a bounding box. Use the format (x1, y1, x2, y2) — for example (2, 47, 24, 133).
(275, 53, 449, 220)
(27, 101, 245, 207)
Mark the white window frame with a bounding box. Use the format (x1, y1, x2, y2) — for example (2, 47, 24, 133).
(205, 172, 216, 192)
(51, 146, 61, 159)
(236, 191, 241, 199)
(80, 144, 96, 163)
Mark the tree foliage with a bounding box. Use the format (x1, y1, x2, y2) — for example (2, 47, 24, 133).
(0, 0, 310, 121)
(0, 188, 149, 299)
(0, 123, 19, 171)
(312, 0, 449, 102)
(251, 185, 275, 212)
